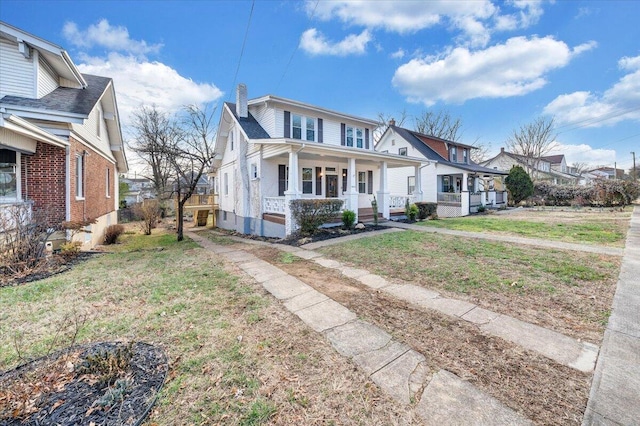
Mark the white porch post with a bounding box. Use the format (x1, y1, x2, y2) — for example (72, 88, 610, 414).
(284, 150, 300, 235)
(462, 172, 469, 215)
(346, 157, 359, 221)
(377, 161, 390, 219)
(413, 165, 423, 202)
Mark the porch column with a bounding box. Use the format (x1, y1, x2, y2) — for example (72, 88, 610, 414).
(462, 172, 469, 216)
(284, 150, 300, 235)
(377, 161, 390, 219)
(413, 165, 423, 202)
(346, 157, 359, 221)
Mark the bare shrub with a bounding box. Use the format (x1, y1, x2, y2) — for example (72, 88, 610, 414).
(135, 200, 160, 235)
(290, 199, 344, 235)
(0, 204, 58, 277)
(103, 224, 125, 245)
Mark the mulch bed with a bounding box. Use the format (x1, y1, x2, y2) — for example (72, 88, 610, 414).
(0, 342, 167, 426)
(0, 252, 102, 288)
(278, 224, 390, 247)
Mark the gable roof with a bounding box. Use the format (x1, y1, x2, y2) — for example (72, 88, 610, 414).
(1, 74, 110, 119)
(224, 102, 270, 139)
(386, 125, 507, 175)
(541, 154, 565, 164)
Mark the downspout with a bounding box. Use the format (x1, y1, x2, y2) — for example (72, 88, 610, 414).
(65, 145, 71, 222)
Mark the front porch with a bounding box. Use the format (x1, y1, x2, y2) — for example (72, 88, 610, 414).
(437, 173, 508, 218)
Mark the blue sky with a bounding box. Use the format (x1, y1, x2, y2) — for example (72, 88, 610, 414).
(2, 0, 639, 172)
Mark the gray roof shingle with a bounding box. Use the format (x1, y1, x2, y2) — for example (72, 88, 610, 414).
(0, 74, 110, 116)
(225, 102, 270, 139)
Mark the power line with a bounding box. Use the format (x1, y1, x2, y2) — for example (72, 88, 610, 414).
(228, 0, 255, 102)
(275, 0, 320, 92)
(555, 104, 640, 134)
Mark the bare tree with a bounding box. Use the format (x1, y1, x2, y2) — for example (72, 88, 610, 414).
(171, 104, 217, 241)
(374, 109, 408, 143)
(505, 116, 556, 177)
(128, 105, 176, 200)
(571, 162, 588, 177)
(470, 139, 491, 164)
(413, 110, 463, 141)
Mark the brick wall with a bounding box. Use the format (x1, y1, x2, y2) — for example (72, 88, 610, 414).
(21, 142, 66, 225)
(69, 137, 116, 223)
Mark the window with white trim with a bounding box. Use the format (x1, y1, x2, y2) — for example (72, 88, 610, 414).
(450, 146, 457, 162)
(399, 147, 407, 156)
(76, 154, 84, 199)
(251, 163, 258, 179)
(358, 171, 366, 194)
(302, 167, 313, 194)
(408, 176, 415, 195)
(344, 125, 365, 148)
(292, 114, 315, 141)
(463, 148, 468, 163)
(0, 149, 19, 201)
(224, 172, 229, 195)
(106, 167, 111, 197)
(229, 131, 234, 151)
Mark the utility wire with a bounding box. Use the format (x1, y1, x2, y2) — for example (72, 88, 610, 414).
(555, 104, 640, 134)
(228, 0, 256, 102)
(275, 0, 320, 92)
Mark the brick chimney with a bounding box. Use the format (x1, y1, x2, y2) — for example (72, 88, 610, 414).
(389, 118, 396, 127)
(236, 84, 248, 118)
(500, 147, 505, 153)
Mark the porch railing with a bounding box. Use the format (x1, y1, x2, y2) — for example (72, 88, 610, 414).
(469, 193, 483, 206)
(437, 192, 461, 203)
(389, 195, 415, 209)
(264, 197, 286, 214)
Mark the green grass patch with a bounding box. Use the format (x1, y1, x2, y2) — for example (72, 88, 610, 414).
(418, 216, 626, 245)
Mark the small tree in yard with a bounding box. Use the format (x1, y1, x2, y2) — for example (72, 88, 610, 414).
(505, 165, 534, 205)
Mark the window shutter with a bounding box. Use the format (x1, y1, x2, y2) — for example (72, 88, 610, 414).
(318, 118, 323, 143)
(365, 129, 370, 149)
(284, 111, 290, 138)
(367, 170, 373, 194)
(340, 123, 346, 146)
(278, 164, 286, 196)
(315, 167, 322, 195)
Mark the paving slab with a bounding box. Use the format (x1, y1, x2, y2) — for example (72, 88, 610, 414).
(416, 370, 534, 425)
(290, 249, 322, 260)
(384, 284, 439, 304)
(353, 341, 411, 375)
(370, 349, 430, 404)
(461, 306, 501, 325)
(313, 257, 343, 269)
(481, 314, 598, 372)
(338, 266, 370, 279)
(261, 275, 314, 300)
(324, 319, 392, 357)
(357, 273, 390, 289)
(239, 260, 288, 283)
(418, 297, 476, 318)
(283, 289, 329, 312)
(294, 299, 357, 332)
(221, 250, 259, 263)
(583, 330, 640, 425)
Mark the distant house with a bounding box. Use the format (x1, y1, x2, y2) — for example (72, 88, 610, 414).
(121, 177, 155, 205)
(376, 123, 508, 217)
(0, 21, 128, 247)
(481, 148, 577, 185)
(212, 85, 422, 237)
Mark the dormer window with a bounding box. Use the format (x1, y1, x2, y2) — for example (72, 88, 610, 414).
(450, 146, 457, 162)
(463, 148, 468, 163)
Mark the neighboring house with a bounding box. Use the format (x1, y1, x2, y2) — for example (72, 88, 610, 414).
(0, 21, 127, 247)
(212, 84, 422, 237)
(121, 177, 155, 205)
(482, 148, 577, 185)
(376, 123, 508, 217)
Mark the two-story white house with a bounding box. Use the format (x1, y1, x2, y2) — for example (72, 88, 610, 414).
(0, 21, 127, 247)
(213, 85, 422, 238)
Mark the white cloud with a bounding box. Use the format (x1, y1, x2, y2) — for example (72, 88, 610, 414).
(393, 36, 588, 105)
(544, 55, 640, 126)
(306, 0, 545, 48)
(77, 53, 222, 129)
(547, 142, 616, 167)
(63, 19, 162, 56)
(390, 48, 406, 59)
(299, 28, 371, 56)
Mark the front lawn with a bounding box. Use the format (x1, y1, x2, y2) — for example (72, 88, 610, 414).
(0, 230, 416, 425)
(319, 230, 620, 343)
(417, 208, 631, 246)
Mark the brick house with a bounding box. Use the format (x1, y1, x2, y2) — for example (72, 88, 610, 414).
(0, 21, 128, 248)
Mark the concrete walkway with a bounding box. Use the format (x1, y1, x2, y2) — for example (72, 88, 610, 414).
(187, 230, 533, 425)
(583, 205, 640, 425)
(374, 221, 624, 257)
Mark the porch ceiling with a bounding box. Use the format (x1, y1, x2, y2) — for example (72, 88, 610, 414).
(254, 138, 422, 168)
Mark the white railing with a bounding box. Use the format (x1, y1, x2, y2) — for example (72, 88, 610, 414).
(263, 197, 286, 214)
(469, 193, 483, 206)
(389, 195, 415, 209)
(437, 192, 462, 203)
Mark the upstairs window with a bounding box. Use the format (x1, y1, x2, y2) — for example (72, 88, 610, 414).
(399, 147, 407, 156)
(356, 128, 363, 148)
(291, 113, 316, 142)
(463, 149, 468, 163)
(346, 126, 354, 147)
(229, 131, 234, 151)
(450, 146, 457, 162)
(76, 154, 85, 199)
(341, 124, 368, 149)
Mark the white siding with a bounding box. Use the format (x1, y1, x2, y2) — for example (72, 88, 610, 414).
(37, 55, 58, 98)
(249, 103, 275, 137)
(70, 104, 114, 160)
(0, 38, 35, 98)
